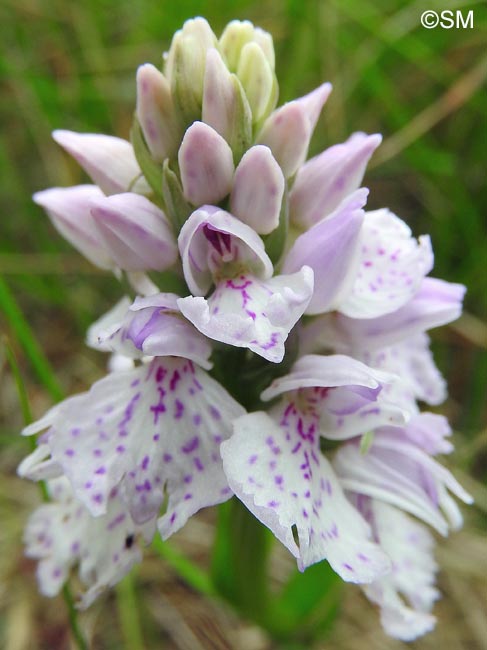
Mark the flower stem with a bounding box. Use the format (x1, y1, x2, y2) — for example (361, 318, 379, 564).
(212, 499, 272, 627)
(62, 585, 89, 650)
(116, 572, 145, 650)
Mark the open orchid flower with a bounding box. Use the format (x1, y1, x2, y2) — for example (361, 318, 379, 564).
(88, 293, 214, 368)
(24, 477, 154, 608)
(300, 277, 466, 354)
(334, 414, 473, 536)
(177, 205, 313, 363)
(19, 322, 245, 537)
(221, 354, 410, 580)
(284, 196, 434, 318)
(353, 498, 439, 641)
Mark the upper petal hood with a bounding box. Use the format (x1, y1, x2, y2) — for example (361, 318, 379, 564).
(178, 206, 273, 295)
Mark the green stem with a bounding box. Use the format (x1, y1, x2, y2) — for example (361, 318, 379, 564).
(116, 572, 145, 650)
(152, 536, 216, 597)
(0, 275, 63, 401)
(212, 499, 272, 626)
(62, 585, 89, 650)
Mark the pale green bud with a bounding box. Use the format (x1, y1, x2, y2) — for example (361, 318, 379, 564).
(202, 48, 252, 163)
(219, 20, 275, 72)
(164, 17, 218, 124)
(237, 42, 276, 125)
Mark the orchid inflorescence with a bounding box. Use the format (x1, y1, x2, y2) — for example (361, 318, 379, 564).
(19, 17, 471, 641)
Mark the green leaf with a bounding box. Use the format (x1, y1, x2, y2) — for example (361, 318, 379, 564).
(161, 160, 193, 232)
(131, 117, 163, 197)
(268, 560, 342, 640)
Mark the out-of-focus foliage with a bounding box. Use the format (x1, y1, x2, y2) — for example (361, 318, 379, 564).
(0, 1, 486, 648)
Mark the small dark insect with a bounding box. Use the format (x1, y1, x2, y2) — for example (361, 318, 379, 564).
(125, 534, 135, 549)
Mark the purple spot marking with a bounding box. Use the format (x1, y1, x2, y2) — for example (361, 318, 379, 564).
(65, 449, 75, 457)
(95, 466, 106, 475)
(182, 436, 199, 454)
(108, 513, 126, 530)
(174, 399, 184, 419)
(141, 455, 150, 470)
(163, 453, 172, 463)
(170, 370, 181, 392)
(194, 457, 204, 471)
(248, 454, 258, 465)
(209, 405, 221, 420)
(150, 387, 167, 424)
(155, 365, 166, 382)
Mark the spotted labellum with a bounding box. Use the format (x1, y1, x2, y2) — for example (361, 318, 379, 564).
(20, 16, 471, 643)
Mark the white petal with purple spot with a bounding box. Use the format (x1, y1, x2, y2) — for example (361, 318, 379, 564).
(221, 411, 391, 581)
(21, 359, 245, 535)
(178, 268, 313, 363)
(339, 209, 434, 319)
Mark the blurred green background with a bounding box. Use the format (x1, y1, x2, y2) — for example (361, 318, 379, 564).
(1, 0, 486, 648)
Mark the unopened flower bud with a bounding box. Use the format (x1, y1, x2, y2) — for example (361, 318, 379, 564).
(230, 145, 285, 234)
(136, 64, 181, 163)
(257, 82, 332, 178)
(237, 42, 277, 124)
(165, 17, 218, 124)
(202, 48, 252, 161)
(33, 185, 113, 269)
(90, 193, 177, 272)
(290, 132, 382, 229)
(178, 122, 234, 205)
(219, 20, 275, 72)
(53, 130, 149, 196)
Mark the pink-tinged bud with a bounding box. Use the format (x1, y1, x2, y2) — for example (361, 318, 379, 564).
(136, 64, 181, 163)
(178, 121, 234, 205)
(282, 189, 368, 315)
(90, 193, 177, 272)
(290, 133, 382, 229)
(33, 185, 113, 269)
(297, 82, 332, 135)
(202, 49, 252, 158)
(52, 130, 149, 196)
(230, 145, 285, 234)
(257, 82, 332, 179)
